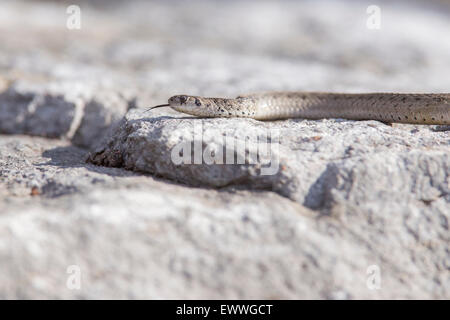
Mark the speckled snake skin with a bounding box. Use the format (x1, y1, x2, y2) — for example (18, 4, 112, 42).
(150, 92, 450, 124)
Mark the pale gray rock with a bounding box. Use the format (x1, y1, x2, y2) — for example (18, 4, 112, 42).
(0, 84, 131, 149)
(0, 87, 81, 138)
(71, 90, 133, 149)
(0, 0, 449, 300)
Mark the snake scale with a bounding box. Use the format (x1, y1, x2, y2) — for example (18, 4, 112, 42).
(149, 92, 450, 125)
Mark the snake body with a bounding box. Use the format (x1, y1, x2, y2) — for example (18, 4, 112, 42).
(153, 92, 450, 125)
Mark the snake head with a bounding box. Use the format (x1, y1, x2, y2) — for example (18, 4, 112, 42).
(168, 95, 215, 117)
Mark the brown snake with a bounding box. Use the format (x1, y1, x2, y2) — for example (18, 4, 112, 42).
(148, 92, 450, 125)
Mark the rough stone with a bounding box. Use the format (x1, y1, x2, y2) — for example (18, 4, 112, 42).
(0, 0, 449, 299)
(71, 90, 133, 149)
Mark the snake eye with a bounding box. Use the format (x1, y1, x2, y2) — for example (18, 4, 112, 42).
(179, 95, 187, 104)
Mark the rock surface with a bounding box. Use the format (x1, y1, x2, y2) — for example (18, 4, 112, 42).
(0, 0, 449, 299)
(0, 83, 133, 149)
(2, 134, 448, 299)
(89, 110, 449, 212)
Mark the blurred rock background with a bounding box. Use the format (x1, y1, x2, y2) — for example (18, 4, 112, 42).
(0, 0, 449, 299)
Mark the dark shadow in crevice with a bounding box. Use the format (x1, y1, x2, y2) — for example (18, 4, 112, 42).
(431, 125, 450, 132)
(38, 146, 137, 178)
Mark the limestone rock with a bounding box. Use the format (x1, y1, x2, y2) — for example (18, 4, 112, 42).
(88, 109, 450, 212)
(1, 135, 449, 299)
(0, 0, 449, 299)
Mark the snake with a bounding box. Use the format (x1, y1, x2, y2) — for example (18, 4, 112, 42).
(148, 92, 450, 125)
